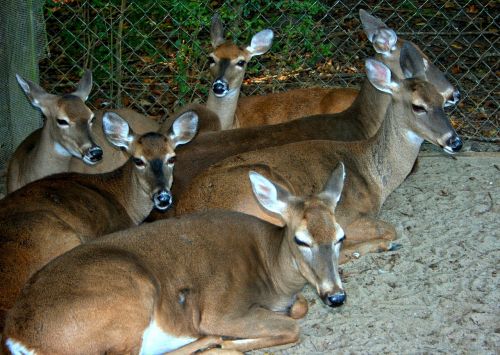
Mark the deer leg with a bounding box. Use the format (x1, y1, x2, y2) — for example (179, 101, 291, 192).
(339, 217, 400, 263)
(167, 336, 223, 354)
(202, 308, 299, 353)
(288, 293, 308, 319)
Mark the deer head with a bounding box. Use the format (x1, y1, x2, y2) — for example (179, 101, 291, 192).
(16, 69, 103, 165)
(359, 9, 460, 107)
(250, 163, 347, 307)
(208, 13, 274, 98)
(365, 43, 462, 153)
(103, 110, 198, 211)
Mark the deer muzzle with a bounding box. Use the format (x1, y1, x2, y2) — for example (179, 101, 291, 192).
(153, 190, 173, 211)
(212, 79, 229, 97)
(321, 290, 347, 308)
(83, 146, 103, 165)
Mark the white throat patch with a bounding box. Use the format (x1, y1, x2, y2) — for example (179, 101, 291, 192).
(54, 142, 72, 157)
(5, 338, 36, 355)
(406, 130, 424, 146)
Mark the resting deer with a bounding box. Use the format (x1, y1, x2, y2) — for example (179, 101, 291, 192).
(4, 163, 351, 354)
(172, 44, 462, 257)
(6, 70, 103, 193)
(0, 110, 198, 330)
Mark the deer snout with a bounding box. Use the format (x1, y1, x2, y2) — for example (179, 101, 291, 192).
(445, 135, 463, 153)
(322, 290, 346, 308)
(153, 190, 173, 211)
(212, 79, 229, 97)
(83, 146, 103, 165)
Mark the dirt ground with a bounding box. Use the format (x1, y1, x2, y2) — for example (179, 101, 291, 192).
(253, 150, 499, 354)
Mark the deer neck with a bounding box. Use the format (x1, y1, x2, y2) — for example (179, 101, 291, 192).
(342, 80, 392, 139)
(33, 125, 73, 174)
(96, 161, 155, 225)
(366, 101, 424, 203)
(206, 88, 241, 130)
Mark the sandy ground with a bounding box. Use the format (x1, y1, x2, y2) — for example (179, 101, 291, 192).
(253, 151, 499, 354)
(0, 148, 498, 354)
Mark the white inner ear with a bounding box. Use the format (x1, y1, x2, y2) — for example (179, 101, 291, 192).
(249, 171, 286, 216)
(246, 29, 273, 56)
(366, 59, 398, 95)
(103, 113, 132, 148)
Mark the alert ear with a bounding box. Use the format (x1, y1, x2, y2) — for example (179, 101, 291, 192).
(399, 42, 427, 79)
(249, 171, 291, 221)
(359, 9, 397, 54)
(365, 58, 399, 95)
(72, 69, 93, 101)
(318, 162, 345, 209)
(16, 74, 57, 112)
(102, 111, 135, 153)
(246, 29, 274, 57)
(210, 13, 225, 48)
(168, 110, 198, 148)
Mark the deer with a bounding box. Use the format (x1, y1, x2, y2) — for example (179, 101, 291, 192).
(0, 110, 198, 331)
(228, 9, 460, 129)
(2, 163, 364, 354)
(6, 70, 163, 190)
(204, 14, 274, 130)
(169, 44, 463, 260)
(6, 70, 103, 193)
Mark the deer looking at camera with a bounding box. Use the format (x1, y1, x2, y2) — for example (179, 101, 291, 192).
(4, 163, 350, 354)
(6, 70, 103, 193)
(230, 9, 460, 129)
(0, 110, 198, 330)
(173, 44, 462, 258)
(6, 70, 162, 188)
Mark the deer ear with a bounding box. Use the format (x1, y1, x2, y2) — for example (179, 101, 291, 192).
(318, 162, 345, 208)
(365, 58, 399, 94)
(210, 13, 225, 48)
(399, 42, 427, 79)
(72, 69, 92, 101)
(249, 171, 290, 220)
(168, 110, 198, 148)
(102, 111, 134, 152)
(246, 29, 274, 57)
(16, 74, 56, 111)
(359, 9, 397, 54)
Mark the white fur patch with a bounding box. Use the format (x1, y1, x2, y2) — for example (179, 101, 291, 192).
(406, 130, 424, 146)
(53, 142, 72, 157)
(5, 338, 36, 355)
(140, 321, 196, 355)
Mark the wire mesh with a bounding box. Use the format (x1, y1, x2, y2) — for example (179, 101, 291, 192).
(27, 0, 500, 143)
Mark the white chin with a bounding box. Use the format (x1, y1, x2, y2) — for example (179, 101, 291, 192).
(443, 146, 455, 155)
(83, 156, 98, 165)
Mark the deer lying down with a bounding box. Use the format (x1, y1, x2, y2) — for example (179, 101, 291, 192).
(174, 45, 462, 256)
(4, 163, 350, 354)
(231, 9, 460, 129)
(0, 110, 198, 330)
(7, 70, 103, 193)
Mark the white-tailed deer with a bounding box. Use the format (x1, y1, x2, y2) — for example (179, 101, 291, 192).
(0, 110, 198, 330)
(206, 14, 274, 129)
(172, 45, 462, 257)
(229, 9, 460, 129)
(4, 163, 355, 354)
(7, 70, 103, 192)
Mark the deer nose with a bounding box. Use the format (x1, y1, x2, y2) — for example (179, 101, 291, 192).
(212, 79, 228, 97)
(83, 146, 103, 164)
(323, 291, 346, 308)
(446, 135, 463, 152)
(153, 190, 173, 211)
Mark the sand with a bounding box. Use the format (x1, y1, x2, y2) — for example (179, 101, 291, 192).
(254, 151, 499, 354)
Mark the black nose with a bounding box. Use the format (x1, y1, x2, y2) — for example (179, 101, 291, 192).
(154, 190, 173, 211)
(446, 135, 463, 152)
(86, 146, 103, 162)
(212, 80, 228, 96)
(324, 291, 346, 308)
(453, 89, 461, 103)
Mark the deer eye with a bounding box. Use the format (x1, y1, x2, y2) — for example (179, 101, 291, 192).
(208, 57, 215, 65)
(133, 158, 145, 167)
(89, 115, 96, 124)
(56, 119, 69, 126)
(294, 236, 311, 248)
(167, 156, 176, 165)
(336, 235, 346, 245)
(412, 104, 427, 114)
(236, 60, 246, 67)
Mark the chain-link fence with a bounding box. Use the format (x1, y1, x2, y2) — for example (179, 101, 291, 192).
(2, 0, 498, 170)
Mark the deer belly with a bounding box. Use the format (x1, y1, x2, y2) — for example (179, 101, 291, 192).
(140, 320, 196, 355)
